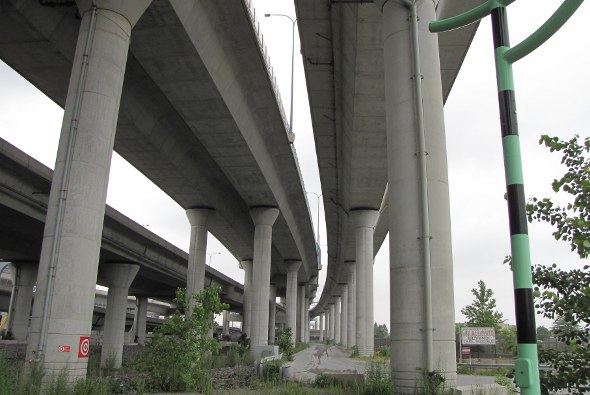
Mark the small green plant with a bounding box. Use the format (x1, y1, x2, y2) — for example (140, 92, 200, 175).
(276, 328, 295, 361)
(350, 345, 359, 357)
(495, 375, 517, 395)
(376, 345, 390, 358)
(363, 360, 394, 395)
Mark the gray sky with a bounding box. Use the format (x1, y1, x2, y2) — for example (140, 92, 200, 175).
(0, 0, 588, 330)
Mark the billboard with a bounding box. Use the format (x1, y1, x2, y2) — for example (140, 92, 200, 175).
(461, 327, 496, 345)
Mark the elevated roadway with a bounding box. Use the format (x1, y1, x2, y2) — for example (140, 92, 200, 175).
(0, 137, 244, 309)
(0, 0, 317, 295)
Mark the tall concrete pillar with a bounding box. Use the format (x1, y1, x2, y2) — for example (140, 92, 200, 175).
(328, 303, 335, 341)
(351, 209, 379, 356)
(305, 298, 310, 343)
(239, 259, 253, 337)
(7, 263, 37, 340)
(334, 297, 341, 344)
(222, 311, 230, 336)
(101, 264, 139, 368)
(285, 260, 301, 343)
(249, 207, 279, 348)
(319, 313, 324, 342)
(26, 0, 151, 379)
(268, 284, 276, 344)
(135, 296, 148, 345)
(298, 285, 306, 343)
(379, 0, 457, 390)
(340, 285, 349, 347)
(325, 310, 331, 341)
(346, 261, 356, 347)
(186, 208, 212, 314)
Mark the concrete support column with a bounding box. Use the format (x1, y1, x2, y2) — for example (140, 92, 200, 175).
(305, 298, 310, 343)
(249, 207, 279, 348)
(346, 262, 356, 347)
(7, 263, 38, 340)
(328, 303, 335, 341)
(222, 311, 230, 336)
(239, 259, 253, 337)
(298, 285, 306, 343)
(135, 296, 148, 345)
(285, 260, 301, 343)
(186, 208, 212, 314)
(340, 285, 349, 347)
(319, 313, 324, 342)
(268, 284, 276, 344)
(334, 297, 341, 344)
(25, 0, 152, 379)
(101, 264, 139, 368)
(351, 209, 379, 357)
(379, 0, 457, 390)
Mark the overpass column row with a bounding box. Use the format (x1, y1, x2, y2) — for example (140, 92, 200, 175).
(101, 264, 139, 369)
(328, 303, 335, 341)
(268, 284, 276, 344)
(304, 297, 310, 343)
(351, 209, 379, 356)
(346, 261, 356, 347)
(340, 284, 348, 347)
(25, 0, 152, 379)
(319, 312, 324, 342)
(298, 285, 306, 343)
(285, 260, 301, 343)
(334, 296, 341, 344)
(135, 296, 148, 346)
(240, 259, 253, 337)
(7, 263, 38, 341)
(186, 208, 212, 314)
(380, 0, 457, 390)
(249, 207, 279, 349)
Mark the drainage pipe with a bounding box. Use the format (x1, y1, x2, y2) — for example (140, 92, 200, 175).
(37, 1, 98, 359)
(401, 0, 434, 373)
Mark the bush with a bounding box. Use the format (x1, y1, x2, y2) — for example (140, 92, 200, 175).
(133, 286, 228, 393)
(363, 361, 394, 395)
(276, 328, 295, 361)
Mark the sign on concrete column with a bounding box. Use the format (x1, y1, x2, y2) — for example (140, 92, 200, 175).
(460, 327, 496, 345)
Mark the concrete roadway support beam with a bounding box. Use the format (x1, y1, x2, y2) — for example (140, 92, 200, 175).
(26, 0, 151, 380)
(380, 0, 457, 390)
(7, 263, 38, 340)
(340, 285, 349, 347)
(101, 264, 139, 368)
(268, 284, 276, 344)
(329, 303, 335, 341)
(286, 260, 301, 343)
(346, 262, 356, 347)
(223, 311, 230, 336)
(334, 297, 341, 345)
(351, 209, 379, 357)
(249, 207, 279, 348)
(240, 259, 253, 337)
(298, 285, 306, 343)
(135, 296, 148, 345)
(186, 208, 212, 314)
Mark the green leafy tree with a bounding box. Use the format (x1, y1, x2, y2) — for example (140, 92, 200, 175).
(526, 135, 590, 394)
(461, 280, 505, 329)
(134, 286, 228, 393)
(276, 328, 295, 361)
(537, 326, 551, 336)
(373, 323, 389, 339)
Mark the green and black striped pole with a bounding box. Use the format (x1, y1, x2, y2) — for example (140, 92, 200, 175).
(430, 1, 584, 394)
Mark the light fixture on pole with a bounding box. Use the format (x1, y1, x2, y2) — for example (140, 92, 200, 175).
(264, 13, 297, 143)
(306, 191, 322, 270)
(207, 252, 220, 266)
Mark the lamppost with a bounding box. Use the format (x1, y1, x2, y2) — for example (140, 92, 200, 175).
(207, 252, 220, 266)
(264, 13, 297, 136)
(306, 191, 322, 270)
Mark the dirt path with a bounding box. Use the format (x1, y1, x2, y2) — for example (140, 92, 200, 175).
(287, 343, 367, 382)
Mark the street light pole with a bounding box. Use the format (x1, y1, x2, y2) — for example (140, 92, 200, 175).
(264, 13, 296, 135)
(305, 191, 322, 245)
(207, 252, 220, 266)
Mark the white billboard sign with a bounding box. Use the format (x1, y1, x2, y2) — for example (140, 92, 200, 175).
(461, 327, 496, 345)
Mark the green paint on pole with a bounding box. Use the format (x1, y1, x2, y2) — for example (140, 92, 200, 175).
(495, 47, 514, 92)
(516, 344, 541, 392)
(503, 136, 524, 185)
(511, 235, 533, 289)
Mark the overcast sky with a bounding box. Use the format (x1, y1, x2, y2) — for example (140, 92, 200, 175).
(0, 0, 588, 330)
